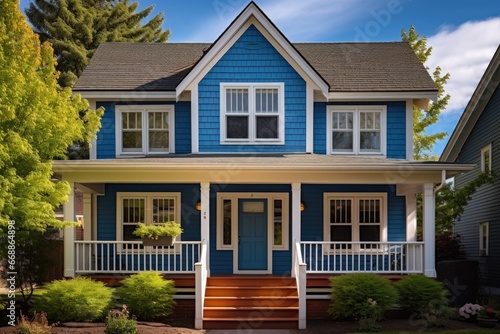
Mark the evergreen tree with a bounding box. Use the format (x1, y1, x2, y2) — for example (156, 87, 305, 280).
(402, 26, 449, 160)
(26, 0, 170, 87)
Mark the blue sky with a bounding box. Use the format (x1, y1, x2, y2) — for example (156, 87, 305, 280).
(20, 0, 500, 156)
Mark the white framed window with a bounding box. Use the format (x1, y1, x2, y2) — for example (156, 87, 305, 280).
(116, 192, 181, 247)
(327, 106, 386, 155)
(481, 144, 492, 172)
(116, 105, 175, 156)
(220, 83, 285, 144)
(479, 222, 489, 256)
(324, 193, 387, 249)
(216, 193, 289, 250)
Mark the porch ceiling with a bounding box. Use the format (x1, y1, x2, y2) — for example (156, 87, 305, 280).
(53, 154, 473, 185)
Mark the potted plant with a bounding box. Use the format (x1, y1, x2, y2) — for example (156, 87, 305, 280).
(132, 222, 182, 246)
(458, 303, 481, 322)
(477, 306, 497, 328)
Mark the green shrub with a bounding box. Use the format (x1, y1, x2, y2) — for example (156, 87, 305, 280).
(395, 274, 450, 327)
(329, 273, 398, 321)
(38, 277, 113, 322)
(117, 272, 176, 320)
(105, 305, 137, 334)
(16, 312, 51, 334)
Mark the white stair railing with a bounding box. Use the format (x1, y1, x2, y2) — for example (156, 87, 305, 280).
(293, 241, 307, 329)
(195, 239, 208, 330)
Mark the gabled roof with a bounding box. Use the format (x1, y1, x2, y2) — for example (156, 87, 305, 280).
(440, 45, 500, 162)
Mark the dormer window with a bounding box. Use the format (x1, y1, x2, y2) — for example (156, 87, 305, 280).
(327, 106, 386, 155)
(115, 105, 175, 156)
(220, 83, 284, 144)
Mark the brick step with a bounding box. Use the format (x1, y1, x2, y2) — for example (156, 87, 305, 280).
(205, 286, 298, 297)
(202, 317, 299, 330)
(203, 306, 298, 318)
(204, 296, 299, 307)
(207, 276, 296, 287)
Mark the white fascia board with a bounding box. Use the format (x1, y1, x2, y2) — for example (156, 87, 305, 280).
(328, 91, 438, 102)
(175, 4, 329, 97)
(74, 91, 177, 100)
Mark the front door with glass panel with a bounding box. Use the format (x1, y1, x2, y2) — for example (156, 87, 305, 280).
(238, 199, 268, 271)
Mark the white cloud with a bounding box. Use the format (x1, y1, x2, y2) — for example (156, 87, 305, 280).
(427, 18, 500, 114)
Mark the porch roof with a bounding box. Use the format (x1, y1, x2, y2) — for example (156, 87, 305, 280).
(53, 154, 473, 185)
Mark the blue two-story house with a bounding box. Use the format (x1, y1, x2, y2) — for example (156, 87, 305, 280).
(53, 2, 471, 329)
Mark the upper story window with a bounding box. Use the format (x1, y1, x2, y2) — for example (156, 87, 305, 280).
(327, 106, 386, 155)
(220, 83, 285, 144)
(116, 105, 174, 156)
(481, 144, 492, 172)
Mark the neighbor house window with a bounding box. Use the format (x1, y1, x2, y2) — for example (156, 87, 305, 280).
(324, 193, 387, 249)
(220, 83, 284, 144)
(116, 192, 181, 246)
(479, 222, 489, 256)
(327, 106, 386, 155)
(116, 105, 174, 156)
(481, 144, 492, 172)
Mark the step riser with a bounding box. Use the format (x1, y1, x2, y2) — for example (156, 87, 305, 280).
(204, 298, 299, 308)
(204, 309, 298, 318)
(203, 320, 298, 330)
(206, 288, 297, 297)
(207, 278, 296, 287)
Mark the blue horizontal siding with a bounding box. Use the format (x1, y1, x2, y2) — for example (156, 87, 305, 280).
(313, 101, 407, 159)
(95, 101, 191, 158)
(198, 25, 306, 153)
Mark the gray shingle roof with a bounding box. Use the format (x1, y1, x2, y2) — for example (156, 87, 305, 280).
(74, 41, 437, 92)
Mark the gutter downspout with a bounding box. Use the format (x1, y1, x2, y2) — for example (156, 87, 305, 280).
(434, 170, 447, 193)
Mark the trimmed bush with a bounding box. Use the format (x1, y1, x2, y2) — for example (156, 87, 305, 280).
(395, 274, 448, 315)
(117, 272, 176, 320)
(329, 273, 398, 321)
(105, 305, 137, 334)
(38, 277, 113, 322)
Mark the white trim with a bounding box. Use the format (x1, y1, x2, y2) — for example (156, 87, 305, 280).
(328, 91, 437, 102)
(327, 105, 387, 156)
(75, 91, 177, 100)
(175, 4, 328, 97)
(116, 192, 182, 250)
(291, 183, 301, 266)
(88, 99, 98, 160)
(115, 105, 175, 157)
(406, 194, 417, 242)
(422, 183, 436, 277)
(83, 193, 92, 241)
(191, 86, 199, 153)
(63, 181, 76, 277)
(406, 99, 413, 160)
(323, 192, 388, 248)
(481, 143, 492, 172)
(306, 85, 314, 153)
(220, 83, 285, 145)
(479, 222, 489, 256)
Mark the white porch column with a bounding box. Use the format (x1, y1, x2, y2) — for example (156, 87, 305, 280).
(291, 183, 301, 276)
(83, 193, 92, 241)
(63, 181, 76, 277)
(406, 194, 417, 242)
(422, 183, 436, 277)
(200, 182, 210, 273)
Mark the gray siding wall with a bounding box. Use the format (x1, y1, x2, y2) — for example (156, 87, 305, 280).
(455, 84, 500, 287)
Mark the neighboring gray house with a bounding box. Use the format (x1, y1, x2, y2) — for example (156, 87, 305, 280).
(441, 45, 500, 288)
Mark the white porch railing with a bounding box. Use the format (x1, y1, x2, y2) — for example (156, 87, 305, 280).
(300, 241, 424, 274)
(75, 241, 201, 274)
(293, 241, 307, 329)
(195, 239, 208, 330)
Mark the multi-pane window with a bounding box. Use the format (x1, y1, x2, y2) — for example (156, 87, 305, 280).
(328, 106, 386, 155)
(480, 222, 489, 256)
(273, 199, 283, 246)
(481, 144, 492, 172)
(116, 106, 174, 155)
(221, 84, 284, 144)
(117, 193, 180, 245)
(325, 194, 386, 248)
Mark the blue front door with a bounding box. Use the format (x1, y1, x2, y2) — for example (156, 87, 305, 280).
(238, 199, 268, 270)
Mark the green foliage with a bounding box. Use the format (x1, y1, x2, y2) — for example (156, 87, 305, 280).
(402, 26, 449, 160)
(38, 277, 113, 322)
(395, 274, 449, 322)
(0, 0, 102, 232)
(16, 312, 52, 334)
(132, 222, 182, 239)
(329, 273, 398, 321)
(26, 0, 170, 88)
(105, 305, 137, 334)
(357, 317, 381, 332)
(435, 232, 462, 262)
(117, 272, 176, 320)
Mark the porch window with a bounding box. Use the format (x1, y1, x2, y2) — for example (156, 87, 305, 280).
(117, 192, 181, 246)
(324, 193, 387, 248)
(327, 106, 386, 155)
(116, 105, 174, 156)
(481, 144, 492, 172)
(479, 222, 489, 256)
(220, 83, 284, 144)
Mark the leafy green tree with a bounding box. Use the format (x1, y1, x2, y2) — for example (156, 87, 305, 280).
(26, 0, 170, 88)
(402, 26, 449, 160)
(0, 0, 102, 233)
